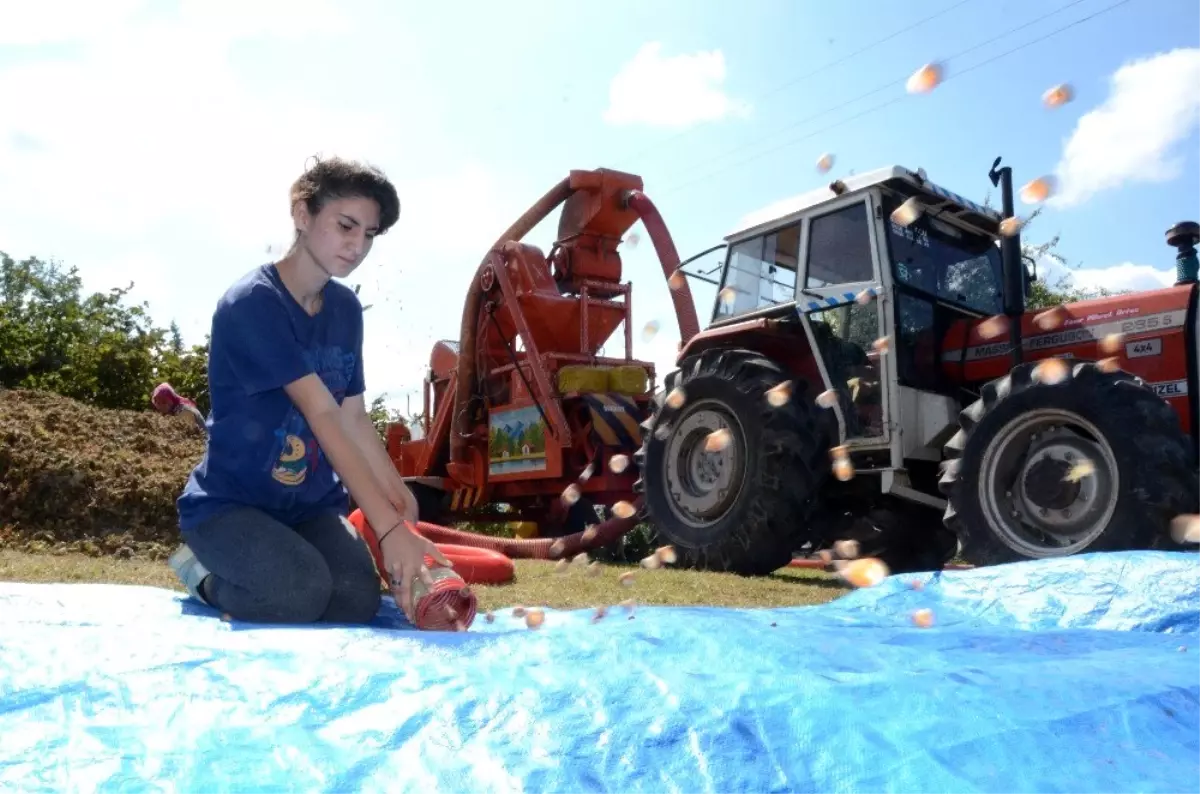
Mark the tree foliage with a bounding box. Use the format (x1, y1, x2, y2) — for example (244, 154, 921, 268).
(367, 394, 424, 439)
(0, 252, 210, 414)
(0, 250, 431, 436)
(988, 200, 1125, 309)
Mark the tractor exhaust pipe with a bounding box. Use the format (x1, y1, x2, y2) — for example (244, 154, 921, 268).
(1167, 221, 1199, 285)
(990, 156, 1025, 369)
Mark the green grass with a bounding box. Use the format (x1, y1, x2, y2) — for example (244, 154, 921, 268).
(0, 549, 849, 614)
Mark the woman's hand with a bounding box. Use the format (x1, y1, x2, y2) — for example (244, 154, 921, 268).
(379, 521, 453, 622)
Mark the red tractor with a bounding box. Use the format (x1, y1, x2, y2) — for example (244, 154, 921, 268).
(632, 157, 1199, 575)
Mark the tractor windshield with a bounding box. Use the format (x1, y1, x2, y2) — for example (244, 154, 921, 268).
(713, 222, 800, 320)
(882, 194, 1004, 316)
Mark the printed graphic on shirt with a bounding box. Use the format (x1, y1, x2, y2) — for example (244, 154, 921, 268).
(266, 344, 358, 488)
(272, 433, 309, 486)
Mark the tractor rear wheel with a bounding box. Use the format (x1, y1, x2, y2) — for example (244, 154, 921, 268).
(634, 349, 828, 575)
(939, 360, 1198, 566)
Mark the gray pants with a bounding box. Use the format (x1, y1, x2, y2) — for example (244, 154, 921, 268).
(185, 506, 383, 624)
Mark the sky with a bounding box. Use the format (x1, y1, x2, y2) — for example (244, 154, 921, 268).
(1, 0, 1198, 413)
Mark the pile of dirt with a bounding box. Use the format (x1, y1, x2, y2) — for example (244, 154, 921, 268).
(0, 389, 205, 560)
(0, 389, 662, 565)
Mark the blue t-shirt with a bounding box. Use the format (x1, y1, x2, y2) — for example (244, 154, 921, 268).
(177, 263, 366, 533)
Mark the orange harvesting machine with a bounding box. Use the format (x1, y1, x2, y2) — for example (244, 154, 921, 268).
(386, 168, 698, 543)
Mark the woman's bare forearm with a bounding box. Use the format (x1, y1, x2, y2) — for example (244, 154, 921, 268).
(351, 413, 417, 512)
(283, 376, 403, 536)
(308, 409, 404, 530)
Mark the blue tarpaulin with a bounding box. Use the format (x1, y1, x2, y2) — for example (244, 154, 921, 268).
(1, 550, 1197, 793)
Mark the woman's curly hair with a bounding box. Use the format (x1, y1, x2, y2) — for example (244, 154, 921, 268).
(289, 155, 401, 235)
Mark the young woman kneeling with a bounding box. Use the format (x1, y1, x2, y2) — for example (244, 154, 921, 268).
(169, 155, 449, 625)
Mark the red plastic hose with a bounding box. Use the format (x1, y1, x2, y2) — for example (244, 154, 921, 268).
(349, 506, 641, 564)
(623, 189, 701, 345)
(413, 557, 478, 632)
(411, 511, 641, 560)
(347, 513, 480, 631)
(430, 543, 516, 585)
(348, 509, 517, 584)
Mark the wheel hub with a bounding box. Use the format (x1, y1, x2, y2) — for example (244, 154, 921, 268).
(1022, 456, 1081, 510)
(662, 402, 746, 529)
(980, 410, 1120, 557)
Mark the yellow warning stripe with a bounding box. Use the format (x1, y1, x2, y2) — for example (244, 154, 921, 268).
(583, 393, 644, 448)
(449, 486, 486, 510)
(591, 414, 621, 446)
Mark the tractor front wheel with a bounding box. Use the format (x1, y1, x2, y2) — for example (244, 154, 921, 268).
(634, 349, 827, 575)
(939, 360, 1198, 566)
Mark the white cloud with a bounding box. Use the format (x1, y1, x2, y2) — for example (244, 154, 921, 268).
(0, 5, 373, 246)
(1067, 262, 1176, 293)
(603, 42, 750, 128)
(0, 0, 347, 46)
(1038, 256, 1177, 294)
(173, 0, 355, 42)
(0, 4, 517, 412)
(1050, 47, 1200, 208)
(0, 0, 146, 45)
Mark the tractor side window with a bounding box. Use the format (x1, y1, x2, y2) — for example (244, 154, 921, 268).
(942, 254, 1002, 314)
(714, 223, 800, 320)
(884, 195, 1003, 316)
(805, 202, 875, 288)
(894, 292, 938, 391)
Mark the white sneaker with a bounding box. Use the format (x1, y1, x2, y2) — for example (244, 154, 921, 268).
(169, 543, 212, 605)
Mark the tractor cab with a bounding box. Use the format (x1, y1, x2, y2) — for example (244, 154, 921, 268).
(704, 165, 1028, 473)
